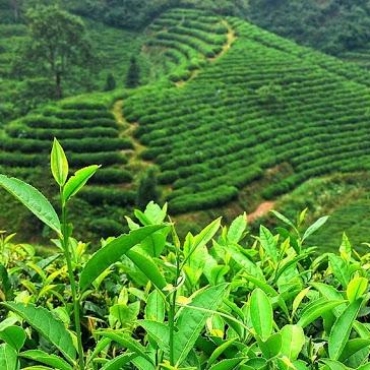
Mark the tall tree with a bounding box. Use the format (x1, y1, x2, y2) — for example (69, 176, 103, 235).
(25, 5, 93, 99)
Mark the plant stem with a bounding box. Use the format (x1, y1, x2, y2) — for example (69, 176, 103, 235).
(60, 190, 85, 370)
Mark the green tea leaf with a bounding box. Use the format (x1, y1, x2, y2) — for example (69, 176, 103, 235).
(126, 250, 167, 290)
(63, 165, 100, 204)
(139, 320, 169, 353)
(257, 333, 281, 359)
(209, 357, 245, 370)
(339, 233, 352, 261)
(97, 330, 153, 364)
(227, 213, 247, 244)
(2, 302, 75, 363)
(100, 353, 137, 370)
(174, 283, 228, 367)
(0, 325, 26, 352)
(207, 338, 237, 367)
(0, 343, 17, 370)
(79, 225, 164, 292)
(250, 288, 273, 341)
(320, 359, 349, 370)
(20, 350, 73, 370)
(329, 255, 352, 288)
(259, 225, 278, 263)
(338, 338, 370, 364)
(51, 138, 68, 187)
(328, 298, 363, 360)
(280, 324, 305, 360)
(0, 264, 13, 301)
(302, 216, 328, 242)
(346, 277, 368, 303)
(297, 298, 344, 328)
(145, 290, 165, 322)
(0, 175, 61, 235)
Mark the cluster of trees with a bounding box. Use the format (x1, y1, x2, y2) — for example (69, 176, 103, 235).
(246, 0, 370, 55)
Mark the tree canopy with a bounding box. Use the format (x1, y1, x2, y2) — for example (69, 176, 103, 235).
(24, 5, 94, 99)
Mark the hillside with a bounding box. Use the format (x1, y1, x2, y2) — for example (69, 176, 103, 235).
(2, 7, 370, 250)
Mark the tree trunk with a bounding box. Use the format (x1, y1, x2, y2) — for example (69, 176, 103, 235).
(55, 71, 63, 99)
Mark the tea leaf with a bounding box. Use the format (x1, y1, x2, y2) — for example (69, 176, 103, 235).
(174, 283, 228, 366)
(139, 320, 170, 353)
(259, 225, 278, 262)
(297, 298, 344, 328)
(302, 216, 328, 242)
(2, 302, 76, 363)
(250, 288, 273, 341)
(329, 255, 352, 288)
(207, 338, 237, 367)
(257, 333, 281, 359)
(0, 325, 26, 352)
(51, 138, 68, 187)
(338, 338, 370, 363)
(209, 358, 245, 370)
(126, 250, 167, 289)
(20, 350, 73, 370)
(346, 277, 368, 303)
(79, 225, 164, 292)
(63, 165, 100, 204)
(98, 330, 153, 364)
(227, 213, 247, 243)
(0, 175, 61, 235)
(280, 324, 305, 360)
(0, 343, 17, 370)
(320, 359, 349, 370)
(100, 353, 138, 370)
(339, 233, 352, 261)
(328, 298, 363, 360)
(145, 290, 165, 322)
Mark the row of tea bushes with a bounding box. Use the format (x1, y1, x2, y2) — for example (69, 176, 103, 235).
(1, 100, 137, 237)
(144, 8, 229, 82)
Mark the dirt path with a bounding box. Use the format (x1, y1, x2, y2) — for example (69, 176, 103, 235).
(175, 20, 236, 87)
(248, 201, 275, 223)
(111, 100, 152, 171)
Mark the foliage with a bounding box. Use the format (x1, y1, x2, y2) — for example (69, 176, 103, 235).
(2, 141, 370, 369)
(22, 4, 95, 99)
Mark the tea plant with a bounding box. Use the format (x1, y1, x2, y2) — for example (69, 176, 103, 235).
(1, 140, 370, 369)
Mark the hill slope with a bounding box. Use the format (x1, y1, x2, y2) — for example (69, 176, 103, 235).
(2, 8, 370, 248)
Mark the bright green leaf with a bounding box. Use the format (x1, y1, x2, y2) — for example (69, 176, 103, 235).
(97, 330, 153, 365)
(346, 277, 368, 303)
(63, 165, 100, 204)
(174, 283, 228, 367)
(79, 225, 164, 292)
(0, 175, 61, 235)
(51, 138, 68, 187)
(0, 343, 17, 370)
(280, 324, 305, 360)
(250, 288, 273, 341)
(227, 213, 247, 244)
(0, 325, 26, 352)
(258, 333, 281, 359)
(2, 302, 75, 363)
(297, 298, 344, 328)
(302, 216, 328, 242)
(20, 350, 73, 370)
(209, 357, 245, 370)
(139, 320, 169, 354)
(145, 290, 165, 322)
(259, 225, 278, 263)
(126, 250, 167, 290)
(328, 298, 363, 360)
(100, 353, 137, 370)
(339, 338, 370, 364)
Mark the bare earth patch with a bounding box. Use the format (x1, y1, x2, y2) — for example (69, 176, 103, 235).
(248, 201, 275, 223)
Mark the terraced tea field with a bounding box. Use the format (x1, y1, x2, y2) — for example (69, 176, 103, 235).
(123, 9, 370, 217)
(3, 8, 370, 245)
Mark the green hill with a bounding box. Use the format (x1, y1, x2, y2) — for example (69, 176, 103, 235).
(2, 7, 370, 250)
